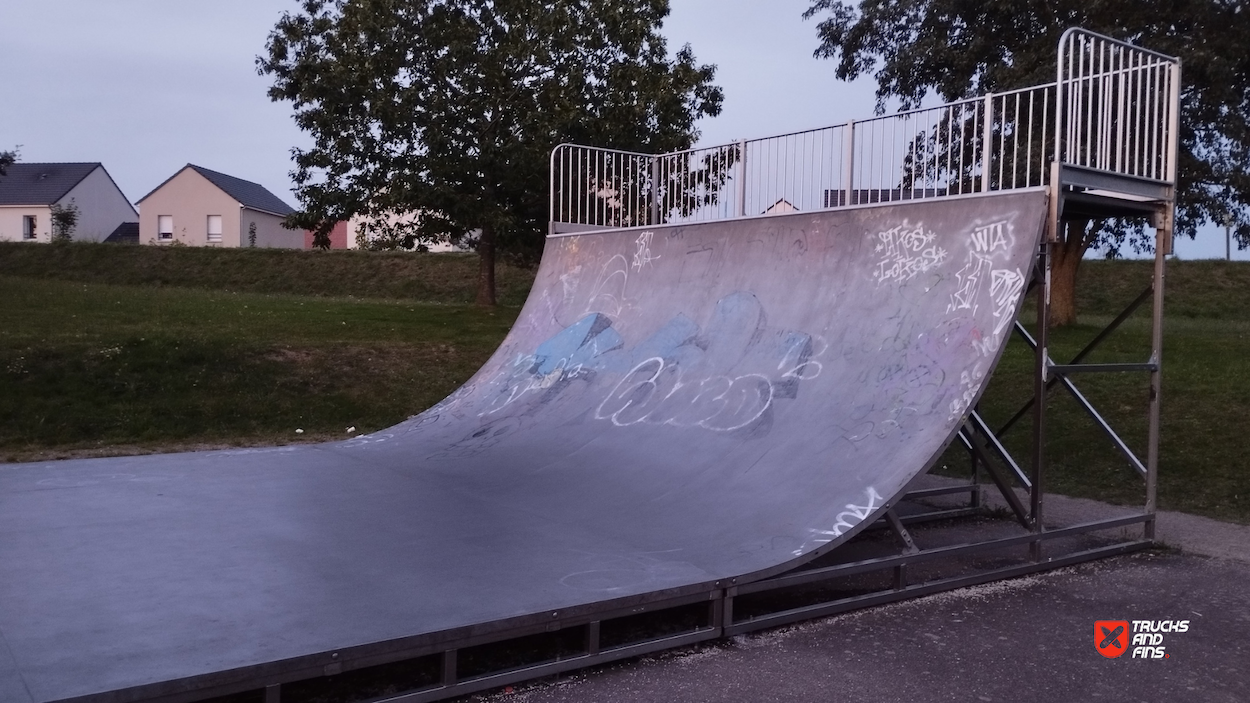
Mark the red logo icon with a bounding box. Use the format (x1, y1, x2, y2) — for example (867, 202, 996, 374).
(1095, 620, 1130, 658)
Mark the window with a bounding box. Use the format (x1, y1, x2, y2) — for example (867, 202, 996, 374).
(207, 215, 222, 243)
(22, 215, 36, 240)
(158, 215, 173, 241)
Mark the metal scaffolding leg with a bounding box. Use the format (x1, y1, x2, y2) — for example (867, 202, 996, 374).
(1031, 214, 1054, 561)
(1145, 207, 1170, 539)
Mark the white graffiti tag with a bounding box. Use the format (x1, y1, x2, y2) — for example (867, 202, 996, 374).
(948, 363, 987, 421)
(586, 254, 630, 317)
(778, 334, 827, 381)
(632, 231, 660, 271)
(595, 357, 774, 432)
(989, 268, 1025, 336)
(970, 220, 1010, 253)
(792, 486, 884, 556)
(872, 223, 948, 285)
(947, 251, 994, 314)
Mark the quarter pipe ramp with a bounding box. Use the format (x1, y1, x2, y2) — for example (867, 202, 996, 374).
(0, 190, 1047, 702)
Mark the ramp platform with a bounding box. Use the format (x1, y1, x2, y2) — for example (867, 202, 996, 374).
(0, 191, 1048, 702)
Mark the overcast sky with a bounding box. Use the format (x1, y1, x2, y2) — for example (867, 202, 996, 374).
(0, 0, 1237, 258)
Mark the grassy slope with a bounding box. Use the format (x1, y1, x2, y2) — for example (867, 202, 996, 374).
(1, 245, 1247, 523)
(0, 241, 535, 306)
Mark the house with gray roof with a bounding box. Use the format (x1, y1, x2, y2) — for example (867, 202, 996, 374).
(0, 162, 138, 243)
(135, 164, 301, 248)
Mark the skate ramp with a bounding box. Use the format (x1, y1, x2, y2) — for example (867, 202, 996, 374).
(0, 190, 1046, 702)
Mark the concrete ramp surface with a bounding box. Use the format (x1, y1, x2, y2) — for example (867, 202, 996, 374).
(0, 190, 1047, 702)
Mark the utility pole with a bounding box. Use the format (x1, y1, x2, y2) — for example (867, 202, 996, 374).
(1225, 214, 1233, 261)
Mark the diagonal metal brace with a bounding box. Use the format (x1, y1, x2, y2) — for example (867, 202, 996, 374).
(1006, 321, 1148, 478)
(1055, 377, 1148, 478)
(969, 410, 1031, 489)
(1000, 283, 1153, 436)
(884, 509, 920, 554)
(959, 423, 1033, 529)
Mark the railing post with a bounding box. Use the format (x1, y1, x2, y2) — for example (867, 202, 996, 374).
(1165, 62, 1181, 188)
(981, 93, 994, 192)
(842, 120, 855, 207)
(1054, 38, 1066, 169)
(549, 147, 560, 235)
(735, 140, 747, 217)
(650, 157, 661, 226)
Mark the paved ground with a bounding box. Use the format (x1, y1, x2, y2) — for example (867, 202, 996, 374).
(465, 493, 1250, 703)
(968, 479, 1250, 564)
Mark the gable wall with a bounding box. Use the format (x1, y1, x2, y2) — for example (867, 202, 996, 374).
(240, 209, 301, 249)
(139, 169, 241, 246)
(58, 166, 139, 242)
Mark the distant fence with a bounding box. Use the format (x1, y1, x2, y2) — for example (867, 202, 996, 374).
(550, 29, 1179, 233)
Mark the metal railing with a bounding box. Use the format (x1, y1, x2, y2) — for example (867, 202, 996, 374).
(550, 29, 1179, 233)
(1056, 28, 1180, 183)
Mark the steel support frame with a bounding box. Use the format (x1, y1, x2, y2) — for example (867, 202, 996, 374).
(397, 513, 1154, 702)
(241, 523, 1152, 703)
(941, 172, 1169, 555)
(1034, 177, 1167, 538)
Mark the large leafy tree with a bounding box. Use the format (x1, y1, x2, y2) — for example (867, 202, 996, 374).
(804, 0, 1250, 324)
(259, 0, 722, 305)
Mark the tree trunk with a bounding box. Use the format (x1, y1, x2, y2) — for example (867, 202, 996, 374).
(475, 223, 497, 307)
(1048, 219, 1091, 327)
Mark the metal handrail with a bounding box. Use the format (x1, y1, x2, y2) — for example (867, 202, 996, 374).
(551, 29, 1180, 232)
(1055, 29, 1181, 183)
(1057, 27, 1179, 62)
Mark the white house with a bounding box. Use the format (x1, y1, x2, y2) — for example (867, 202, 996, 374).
(136, 164, 302, 248)
(0, 162, 138, 243)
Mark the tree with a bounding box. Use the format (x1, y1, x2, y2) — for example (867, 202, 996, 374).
(804, 0, 1250, 324)
(49, 199, 79, 243)
(259, 0, 723, 305)
(0, 147, 18, 177)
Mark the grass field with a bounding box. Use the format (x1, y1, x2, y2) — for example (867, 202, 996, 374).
(1, 246, 1247, 523)
(0, 275, 520, 461)
(0, 241, 535, 305)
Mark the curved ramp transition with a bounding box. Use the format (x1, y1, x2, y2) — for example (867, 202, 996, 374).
(0, 190, 1047, 702)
